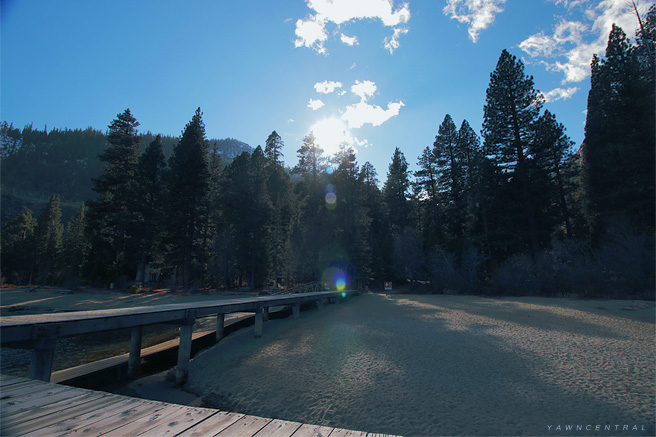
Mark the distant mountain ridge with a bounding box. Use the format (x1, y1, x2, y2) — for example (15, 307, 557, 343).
(0, 122, 252, 225)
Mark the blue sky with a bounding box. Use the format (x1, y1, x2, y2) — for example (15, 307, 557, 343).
(2, 0, 652, 177)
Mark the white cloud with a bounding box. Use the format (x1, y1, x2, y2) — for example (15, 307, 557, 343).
(384, 27, 409, 54)
(294, 16, 328, 54)
(519, 33, 557, 57)
(340, 33, 358, 46)
(351, 80, 378, 101)
(307, 99, 326, 110)
(341, 101, 405, 129)
(314, 80, 343, 94)
(443, 0, 507, 43)
(294, 0, 411, 54)
(543, 86, 580, 102)
(519, 0, 642, 84)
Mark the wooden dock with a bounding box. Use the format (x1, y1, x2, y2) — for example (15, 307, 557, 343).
(0, 374, 395, 436)
(0, 290, 356, 384)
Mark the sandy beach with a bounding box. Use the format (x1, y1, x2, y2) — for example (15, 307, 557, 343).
(181, 293, 655, 436)
(2, 288, 654, 435)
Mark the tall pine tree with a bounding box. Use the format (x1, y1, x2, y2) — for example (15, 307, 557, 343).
(166, 108, 211, 289)
(85, 109, 141, 283)
(482, 50, 544, 259)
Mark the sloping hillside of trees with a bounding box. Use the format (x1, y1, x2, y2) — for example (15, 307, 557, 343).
(2, 8, 654, 298)
(0, 123, 251, 224)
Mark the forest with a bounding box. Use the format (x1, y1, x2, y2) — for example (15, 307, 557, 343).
(2, 11, 654, 299)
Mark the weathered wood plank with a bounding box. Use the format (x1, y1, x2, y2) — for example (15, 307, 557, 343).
(255, 418, 303, 437)
(216, 414, 272, 436)
(176, 411, 245, 437)
(24, 396, 144, 436)
(329, 428, 368, 437)
(61, 398, 171, 435)
(125, 405, 218, 436)
(5, 393, 121, 436)
(289, 423, 336, 437)
(0, 376, 384, 437)
(101, 404, 190, 436)
(0, 374, 27, 387)
(1, 384, 79, 416)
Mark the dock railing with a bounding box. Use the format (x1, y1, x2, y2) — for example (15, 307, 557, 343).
(0, 290, 357, 385)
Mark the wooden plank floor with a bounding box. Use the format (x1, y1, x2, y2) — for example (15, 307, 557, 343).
(0, 375, 398, 437)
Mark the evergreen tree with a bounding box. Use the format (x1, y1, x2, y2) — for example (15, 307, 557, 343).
(383, 147, 411, 234)
(34, 194, 64, 284)
(293, 132, 326, 179)
(61, 202, 87, 280)
(482, 50, 544, 258)
(583, 21, 655, 237)
(434, 114, 468, 254)
(1, 207, 36, 284)
(166, 108, 211, 289)
(85, 109, 142, 283)
(135, 135, 167, 282)
(264, 130, 284, 165)
(532, 110, 575, 238)
(413, 146, 441, 249)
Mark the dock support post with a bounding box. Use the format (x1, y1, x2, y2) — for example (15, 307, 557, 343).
(128, 326, 143, 378)
(216, 314, 225, 341)
(317, 298, 324, 310)
(176, 317, 195, 385)
(292, 302, 300, 319)
(263, 307, 270, 322)
(29, 338, 56, 382)
(254, 308, 264, 338)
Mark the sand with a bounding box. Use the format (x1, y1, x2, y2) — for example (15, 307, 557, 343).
(182, 293, 655, 436)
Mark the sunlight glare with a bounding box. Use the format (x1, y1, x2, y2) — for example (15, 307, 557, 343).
(311, 118, 351, 156)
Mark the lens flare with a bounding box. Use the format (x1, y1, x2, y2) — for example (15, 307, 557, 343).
(336, 278, 346, 291)
(325, 192, 336, 204)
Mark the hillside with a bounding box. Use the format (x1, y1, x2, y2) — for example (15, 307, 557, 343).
(0, 122, 251, 225)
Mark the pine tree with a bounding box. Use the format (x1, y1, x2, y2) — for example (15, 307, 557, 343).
(582, 22, 655, 237)
(434, 114, 467, 254)
(135, 135, 167, 282)
(85, 109, 142, 283)
(383, 147, 411, 234)
(532, 110, 575, 238)
(1, 207, 36, 284)
(166, 108, 211, 289)
(61, 202, 87, 280)
(34, 194, 64, 284)
(264, 130, 284, 165)
(293, 132, 326, 179)
(482, 50, 544, 258)
(413, 146, 441, 249)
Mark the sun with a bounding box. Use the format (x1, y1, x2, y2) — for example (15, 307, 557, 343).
(311, 118, 351, 157)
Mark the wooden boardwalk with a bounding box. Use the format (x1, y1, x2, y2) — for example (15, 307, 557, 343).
(0, 374, 396, 436)
(0, 290, 356, 384)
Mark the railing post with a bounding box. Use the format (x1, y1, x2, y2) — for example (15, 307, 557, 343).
(263, 307, 270, 322)
(254, 307, 264, 338)
(128, 326, 143, 378)
(216, 313, 225, 341)
(176, 314, 195, 385)
(29, 337, 56, 382)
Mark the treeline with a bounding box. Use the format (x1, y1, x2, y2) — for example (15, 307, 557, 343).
(0, 122, 251, 223)
(2, 12, 654, 298)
